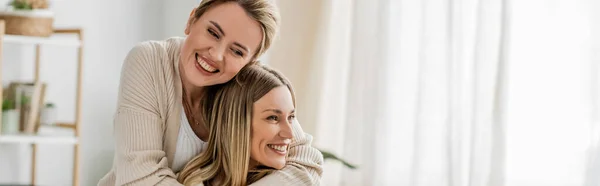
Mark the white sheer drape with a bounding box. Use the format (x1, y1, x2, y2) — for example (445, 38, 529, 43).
(505, 0, 593, 185)
(269, 0, 508, 185)
(585, 1, 600, 185)
(266, 0, 600, 185)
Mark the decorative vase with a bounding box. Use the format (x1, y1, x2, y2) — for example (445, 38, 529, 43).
(1, 109, 20, 134)
(40, 104, 56, 126)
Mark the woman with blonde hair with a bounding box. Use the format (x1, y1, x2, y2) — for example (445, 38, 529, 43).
(177, 64, 303, 186)
(98, 0, 323, 185)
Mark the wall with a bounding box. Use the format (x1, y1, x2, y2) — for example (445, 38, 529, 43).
(164, 0, 199, 38)
(263, 0, 324, 139)
(0, 0, 165, 185)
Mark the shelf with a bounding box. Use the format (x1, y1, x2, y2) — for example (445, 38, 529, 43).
(0, 23, 83, 186)
(0, 125, 78, 144)
(0, 133, 78, 144)
(2, 34, 81, 47)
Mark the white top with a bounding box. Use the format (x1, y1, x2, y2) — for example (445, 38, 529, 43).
(172, 106, 207, 173)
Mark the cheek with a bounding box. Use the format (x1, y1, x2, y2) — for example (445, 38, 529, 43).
(184, 29, 209, 51)
(181, 41, 195, 60)
(250, 123, 260, 154)
(185, 37, 203, 51)
(251, 135, 260, 151)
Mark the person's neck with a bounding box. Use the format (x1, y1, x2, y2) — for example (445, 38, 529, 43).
(183, 82, 203, 106)
(179, 64, 204, 107)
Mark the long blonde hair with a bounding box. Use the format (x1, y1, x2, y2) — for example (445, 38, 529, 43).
(177, 64, 296, 186)
(189, 0, 280, 60)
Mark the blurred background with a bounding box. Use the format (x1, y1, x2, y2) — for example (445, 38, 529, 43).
(0, 0, 599, 185)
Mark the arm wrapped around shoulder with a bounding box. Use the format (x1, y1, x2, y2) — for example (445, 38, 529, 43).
(99, 42, 183, 186)
(112, 108, 181, 185)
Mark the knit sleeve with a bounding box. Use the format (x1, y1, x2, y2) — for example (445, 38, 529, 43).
(250, 119, 324, 186)
(111, 43, 183, 186)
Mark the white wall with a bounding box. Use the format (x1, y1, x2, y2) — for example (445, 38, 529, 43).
(164, 0, 199, 38)
(0, 0, 165, 185)
(263, 0, 324, 138)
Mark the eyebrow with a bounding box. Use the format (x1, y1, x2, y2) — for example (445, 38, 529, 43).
(210, 21, 225, 36)
(210, 21, 250, 54)
(262, 109, 295, 114)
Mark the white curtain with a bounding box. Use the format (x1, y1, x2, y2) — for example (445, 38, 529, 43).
(586, 56, 600, 185)
(585, 1, 600, 185)
(268, 0, 508, 185)
(503, 0, 593, 185)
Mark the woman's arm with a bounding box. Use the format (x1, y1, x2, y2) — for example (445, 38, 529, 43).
(109, 43, 183, 186)
(250, 119, 324, 186)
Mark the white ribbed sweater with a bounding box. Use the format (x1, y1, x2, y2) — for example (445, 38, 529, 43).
(97, 37, 323, 186)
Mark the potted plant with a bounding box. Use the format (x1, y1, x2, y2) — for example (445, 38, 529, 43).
(0, 0, 53, 37)
(1, 98, 20, 134)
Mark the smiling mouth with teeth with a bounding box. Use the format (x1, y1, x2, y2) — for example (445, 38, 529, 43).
(196, 53, 219, 73)
(267, 144, 288, 153)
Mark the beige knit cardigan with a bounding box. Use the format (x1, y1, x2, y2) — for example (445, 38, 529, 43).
(97, 37, 323, 186)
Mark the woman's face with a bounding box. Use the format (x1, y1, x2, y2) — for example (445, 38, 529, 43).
(250, 86, 295, 170)
(180, 2, 263, 87)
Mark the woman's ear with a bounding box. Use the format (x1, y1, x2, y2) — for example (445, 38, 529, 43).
(184, 8, 197, 35)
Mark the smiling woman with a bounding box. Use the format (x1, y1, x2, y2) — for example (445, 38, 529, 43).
(97, 0, 323, 185)
(179, 2, 263, 89)
(178, 64, 301, 186)
(250, 86, 296, 170)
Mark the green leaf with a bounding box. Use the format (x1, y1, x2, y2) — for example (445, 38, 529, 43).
(9, 0, 33, 10)
(21, 95, 31, 105)
(319, 149, 358, 169)
(2, 99, 15, 111)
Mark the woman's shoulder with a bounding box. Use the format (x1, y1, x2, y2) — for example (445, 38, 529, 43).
(122, 37, 185, 72)
(117, 37, 185, 115)
(126, 37, 185, 62)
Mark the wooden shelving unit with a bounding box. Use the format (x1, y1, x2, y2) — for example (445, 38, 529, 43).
(0, 133, 78, 144)
(0, 20, 83, 186)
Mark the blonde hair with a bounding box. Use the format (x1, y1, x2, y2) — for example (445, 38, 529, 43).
(189, 0, 280, 60)
(177, 63, 296, 186)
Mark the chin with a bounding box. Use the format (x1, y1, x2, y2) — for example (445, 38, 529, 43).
(274, 164, 285, 170)
(186, 75, 209, 87)
(186, 72, 224, 87)
(270, 160, 286, 170)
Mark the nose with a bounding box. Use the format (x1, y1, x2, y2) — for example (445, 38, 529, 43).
(279, 120, 294, 139)
(208, 42, 225, 62)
